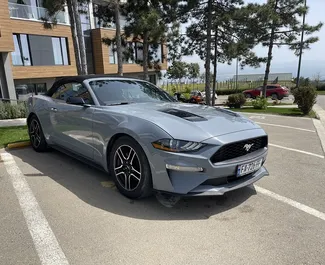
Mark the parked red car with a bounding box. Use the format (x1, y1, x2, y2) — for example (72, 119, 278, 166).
(243, 84, 289, 100)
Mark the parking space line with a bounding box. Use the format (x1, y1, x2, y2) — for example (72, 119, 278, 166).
(246, 113, 311, 120)
(255, 122, 316, 133)
(255, 185, 325, 222)
(269, 143, 324, 159)
(0, 152, 69, 265)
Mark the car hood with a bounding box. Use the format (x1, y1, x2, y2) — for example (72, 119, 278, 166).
(103, 102, 261, 142)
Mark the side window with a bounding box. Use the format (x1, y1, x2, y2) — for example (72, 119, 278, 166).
(51, 82, 94, 104)
(267, 86, 276, 90)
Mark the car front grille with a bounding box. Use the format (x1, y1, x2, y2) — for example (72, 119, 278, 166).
(210, 136, 268, 163)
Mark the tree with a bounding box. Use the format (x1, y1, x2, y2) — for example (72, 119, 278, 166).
(42, 0, 88, 75)
(179, 0, 265, 105)
(123, 0, 177, 81)
(166, 61, 188, 88)
(94, 0, 125, 76)
(187, 63, 200, 88)
(254, 0, 323, 96)
(166, 22, 184, 63)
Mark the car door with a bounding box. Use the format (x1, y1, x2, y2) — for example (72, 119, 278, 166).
(266, 85, 276, 97)
(49, 81, 94, 160)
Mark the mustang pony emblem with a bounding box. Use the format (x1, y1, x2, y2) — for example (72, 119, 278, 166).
(243, 143, 254, 152)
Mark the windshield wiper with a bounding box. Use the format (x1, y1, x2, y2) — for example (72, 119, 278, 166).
(106, 102, 133, 106)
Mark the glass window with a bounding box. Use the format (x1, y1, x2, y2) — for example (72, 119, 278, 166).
(89, 79, 176, 105)
(109, 45, 117, 64)
(13, 34, 69, 66)
(20, 34, 32, 66)
(52, 82, 94, 104)
(52, 37, 63, 65)
(12, 35, 23, 66)
(60, 38, 69, 65)
(12, 34, 31, 66)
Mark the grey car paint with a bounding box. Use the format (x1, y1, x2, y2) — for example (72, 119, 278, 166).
(27, 77, 269, 196)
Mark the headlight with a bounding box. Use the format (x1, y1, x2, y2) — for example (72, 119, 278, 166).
(152, 139, 206, 152)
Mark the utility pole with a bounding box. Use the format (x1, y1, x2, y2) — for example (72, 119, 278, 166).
(296, 0, 307, 88)
(235, 57, 239, 92)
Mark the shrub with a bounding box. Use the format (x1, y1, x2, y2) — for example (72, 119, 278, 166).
(292, 86, 317, 115)
(316, 84, 325, 91)
(183, 93, 190, 99)
(226, 93, 246, 108)
(217, 88, 247, 96)
(0, 101, 28, 120)
(252, 97, 268, 109)
(184, 86, 192, 94)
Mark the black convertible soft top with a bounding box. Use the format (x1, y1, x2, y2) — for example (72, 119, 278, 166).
(46, 74, 143, 97)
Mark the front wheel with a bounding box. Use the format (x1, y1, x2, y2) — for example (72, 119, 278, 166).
(28, 115, 49, 152)
(109, 136, 152, 199)
(271, 93, 278, 100)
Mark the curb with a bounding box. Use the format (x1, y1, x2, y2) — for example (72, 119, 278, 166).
(6, 141, 31, 149)
(312, 104, 325, 155)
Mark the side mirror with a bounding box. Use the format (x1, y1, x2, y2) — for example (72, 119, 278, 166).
(66, 96, 88, 106)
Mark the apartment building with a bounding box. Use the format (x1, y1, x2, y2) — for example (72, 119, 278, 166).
(0, 0, 167, 101)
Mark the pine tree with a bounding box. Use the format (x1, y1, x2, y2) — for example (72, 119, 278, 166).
(254, 0, 323, 96)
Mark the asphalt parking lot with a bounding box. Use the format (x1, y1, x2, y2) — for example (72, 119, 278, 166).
(1, 114, 325, 265)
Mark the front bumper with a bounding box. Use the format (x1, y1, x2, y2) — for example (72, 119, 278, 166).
(186, 166, 268, 196)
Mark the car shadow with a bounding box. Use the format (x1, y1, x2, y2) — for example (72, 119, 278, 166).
(9, 147, 257, 221)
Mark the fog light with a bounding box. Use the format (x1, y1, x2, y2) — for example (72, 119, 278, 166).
(166, 164, 204, 172)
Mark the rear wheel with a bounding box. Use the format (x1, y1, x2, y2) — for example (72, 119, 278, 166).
(109, 136, 152, 199)
(28, 115, 48, 152)
(271, 93, 278, 100)
(245, 93, 252, 99)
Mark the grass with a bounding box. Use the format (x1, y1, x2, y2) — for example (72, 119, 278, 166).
(244, 101, 294, 106)
(317, 90, 325, 95)
(231, 107, 317, 118)
(0, 126, 29, 148)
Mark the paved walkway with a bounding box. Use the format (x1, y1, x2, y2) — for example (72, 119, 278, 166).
(0, 118, 26, 128)
(317, 95, 325, 110)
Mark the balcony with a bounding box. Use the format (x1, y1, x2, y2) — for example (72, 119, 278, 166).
(8, 3, 68, 24)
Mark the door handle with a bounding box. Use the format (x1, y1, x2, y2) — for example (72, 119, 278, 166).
(51, 107, 58, 112)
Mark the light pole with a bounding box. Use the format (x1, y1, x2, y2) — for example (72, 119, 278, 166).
(235, 57, 239, 92)
(296, 0, 307, 88)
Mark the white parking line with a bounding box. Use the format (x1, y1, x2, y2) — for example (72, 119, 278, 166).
(255, 186, 325, 222)
(0, 152, 69, 265)
(269, 143, 324, 159)
(256, 122, 316, 133)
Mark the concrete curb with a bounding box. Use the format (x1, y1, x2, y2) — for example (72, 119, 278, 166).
(312, 104, 325, 155)
(0, 118, 26, 128)
(6, 141, 31, 149)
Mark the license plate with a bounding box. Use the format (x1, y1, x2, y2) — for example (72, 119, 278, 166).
(237, 159, 263, 177)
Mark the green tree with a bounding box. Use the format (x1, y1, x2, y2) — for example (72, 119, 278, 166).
(179, 0, 264, 105)
(187, 63, 200, 88)
(167, 61, 188, 88)
(94, 0, 126, 76)
(42, 0, 88, 75)
(123, 0, 177, 81)
(254, 0, 323, 96)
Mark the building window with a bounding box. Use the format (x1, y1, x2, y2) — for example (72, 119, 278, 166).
(109, 45, 117, 64)
(15, 83, 47, 101)
(12, 34, 70, 66)
(12, 34, 32, 66)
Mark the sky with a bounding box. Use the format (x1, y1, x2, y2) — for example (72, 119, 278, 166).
(177, 0, 325, 81)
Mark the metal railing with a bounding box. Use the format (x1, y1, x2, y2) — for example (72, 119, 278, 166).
(8, 3, 68, 24)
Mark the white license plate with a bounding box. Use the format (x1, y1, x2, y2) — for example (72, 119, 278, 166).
(237, 159, 263, 177)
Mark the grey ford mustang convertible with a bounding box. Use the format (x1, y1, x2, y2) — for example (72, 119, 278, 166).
(27, 75, 269, 199)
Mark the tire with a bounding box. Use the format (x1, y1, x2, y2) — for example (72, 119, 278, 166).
(271, 93, 278, 100)
(109, 136, 152, 199)
(245, 93, 252, 98)
(28, 115, 49, 152)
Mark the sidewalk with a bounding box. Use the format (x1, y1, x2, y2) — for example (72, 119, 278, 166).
(0, 118, 26, 128)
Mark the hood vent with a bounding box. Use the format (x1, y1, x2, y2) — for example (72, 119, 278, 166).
(159, 108, 207, 122)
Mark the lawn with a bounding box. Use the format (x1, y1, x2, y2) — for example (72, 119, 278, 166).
(317, 91, 325, 95)
(231, 107, 317, 118)
(0, 126, 29, 148)
(244, 101, 294, 106)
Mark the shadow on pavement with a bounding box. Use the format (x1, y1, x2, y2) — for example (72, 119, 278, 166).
(9, 147, 257, 221)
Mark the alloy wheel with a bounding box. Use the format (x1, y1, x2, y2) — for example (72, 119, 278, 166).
(29, 119, 41, 148)
(113, 145, 142, 191)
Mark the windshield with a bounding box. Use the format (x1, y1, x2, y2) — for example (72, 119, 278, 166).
(88, 79, 176, 105)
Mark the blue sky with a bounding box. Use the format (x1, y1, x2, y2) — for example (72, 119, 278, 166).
(180, 0, 325, 81)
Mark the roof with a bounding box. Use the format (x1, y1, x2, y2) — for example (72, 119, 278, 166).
(47, 74, 144, 96)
